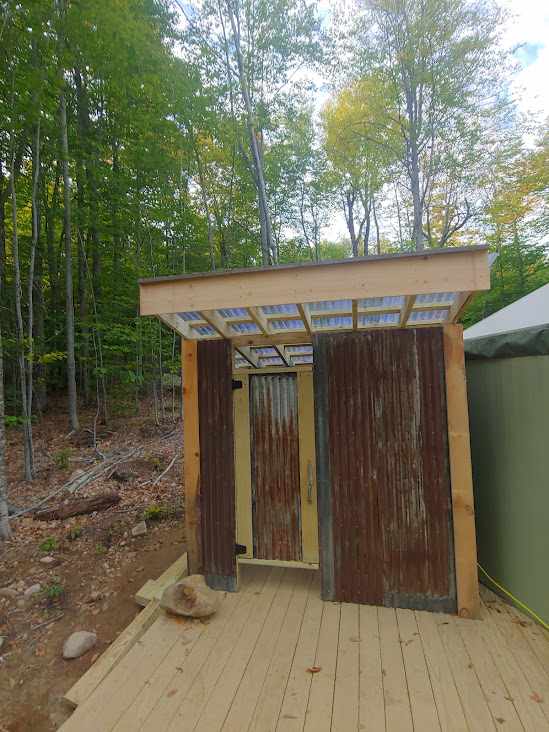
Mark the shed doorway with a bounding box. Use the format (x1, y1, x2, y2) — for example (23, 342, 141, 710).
(234, 369, 319, 568)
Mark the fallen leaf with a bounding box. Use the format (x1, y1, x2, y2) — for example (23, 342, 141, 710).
(167, 688, 177, 698)
(306, 666, 322, 674)
(530, 691, 543, 703)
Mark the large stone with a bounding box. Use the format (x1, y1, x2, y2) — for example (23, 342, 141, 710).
(63, 631, 97, 660)
(160, 575, 219, 619)
(0, 587, 18, 601)
(24, 583, 42, 599)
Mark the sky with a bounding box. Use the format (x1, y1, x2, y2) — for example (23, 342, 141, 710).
(503, 0, 549, 120)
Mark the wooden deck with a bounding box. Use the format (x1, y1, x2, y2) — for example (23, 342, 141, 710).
(60, 565, 549, 731)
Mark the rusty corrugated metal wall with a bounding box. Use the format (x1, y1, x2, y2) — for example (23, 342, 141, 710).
(313, 328, 456, 612)
(250, 374, 302, 561)
(197, 339, 236, 591)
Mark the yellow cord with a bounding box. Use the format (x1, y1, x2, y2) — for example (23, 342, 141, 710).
(477, 563, 549, 632)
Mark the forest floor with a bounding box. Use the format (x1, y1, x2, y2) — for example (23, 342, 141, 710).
(0, 398, 185, 732)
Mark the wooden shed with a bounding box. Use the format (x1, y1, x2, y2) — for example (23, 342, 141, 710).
(139, 246, 491, 619)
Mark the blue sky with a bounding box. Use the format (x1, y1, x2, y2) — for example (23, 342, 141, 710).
(503, 0, 549, 119)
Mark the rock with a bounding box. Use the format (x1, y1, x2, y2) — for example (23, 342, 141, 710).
(160, 575, 220, 619)
(40, 556, 56, 565)
(87, 591, 102, 604)
(0, 587, 18, 600)
(24, 583, 42, 599)
(0, 636, 5, 651)
(111, 469, 133, 483)
(131, 521, 147, 537)
(63, 631, 97, 660)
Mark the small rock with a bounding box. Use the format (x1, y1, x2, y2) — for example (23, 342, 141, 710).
(0, 636, 5, 651)
(87, 591, 102, 604)
(63, 631, 97, 660)
(111, 469, 133, 483)
(24, 583, 42, 599)
(160, 575, 220, 619)
(16, 599, 26, 609)
(131, 521, 147, 537)
(0, 587, 18, 601)
(40, 556, 56, 565)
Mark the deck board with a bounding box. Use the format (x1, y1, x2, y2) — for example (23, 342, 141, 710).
(60, 569, 549, 732)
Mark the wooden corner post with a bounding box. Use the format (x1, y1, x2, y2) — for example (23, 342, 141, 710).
(443, 324, 480, 619)
(182, 339, 202, 574)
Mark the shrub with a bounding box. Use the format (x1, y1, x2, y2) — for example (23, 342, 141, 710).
(39, 537, 58, 553)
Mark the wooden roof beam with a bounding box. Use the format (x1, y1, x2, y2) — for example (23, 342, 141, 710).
(140, 247, 490, 317)
(400, 296, 416, 327)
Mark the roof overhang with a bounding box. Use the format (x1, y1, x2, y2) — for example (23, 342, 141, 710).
(139, 246, 491, 369)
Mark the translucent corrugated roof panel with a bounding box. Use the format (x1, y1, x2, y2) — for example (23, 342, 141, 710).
(259, 356, 284, 366)
(291, 355, 313, 365)
(285, 345, 313, 355)
(359, 312, 400, 327)
(308, 300, 352, 312)
(409, 308, 450, 322)
(312, 315, 353, 329)
(178, 311, 203, 321)
(191, 324, 217, 336)
(217, 307, 249, 319)
(235, 356, 250, 368)
(415, 292, 455, 305)
(230, 321, 261, 334)
(269, 319, 305, 331)
(252, 347, 278, 356)
(261, 304, 299, 315)
(359, 296, 405, 309)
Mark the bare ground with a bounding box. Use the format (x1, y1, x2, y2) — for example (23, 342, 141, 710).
(0, 401, 185, 731)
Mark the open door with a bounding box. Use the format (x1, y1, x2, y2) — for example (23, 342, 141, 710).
(234, 369, 318, 566)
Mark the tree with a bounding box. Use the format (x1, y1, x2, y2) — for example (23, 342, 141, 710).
(322, 75, 399, 255)
(356, 0, 506, 250)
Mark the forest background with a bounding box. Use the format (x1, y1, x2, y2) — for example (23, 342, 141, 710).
(0, 0, 547, 521)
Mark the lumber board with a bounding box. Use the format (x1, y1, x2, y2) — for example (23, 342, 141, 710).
(332, 602, 360, 731)
(378, 606, 414, 732)
(358, 604, 385, 732)
(134, 553, 188, 607)
(443, 324, 480, 619)
(182, 339, 202, 574)
(304, 600, 340, 732)
(63, 600, 161, 709)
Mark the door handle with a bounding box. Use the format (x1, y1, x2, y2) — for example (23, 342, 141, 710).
(307, 461, 314, 503)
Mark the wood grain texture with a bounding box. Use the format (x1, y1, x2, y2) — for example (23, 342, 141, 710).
(182, 339, 201, 574)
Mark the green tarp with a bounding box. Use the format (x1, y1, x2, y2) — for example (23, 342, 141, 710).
(464, 324, 549, 360)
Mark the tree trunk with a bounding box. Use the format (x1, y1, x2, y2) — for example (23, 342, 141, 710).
(33, 491, 121, 521)
(0, 325, 10, 540)
(59, 90, 79, 432)
(10, 148, 34, 481)
(27, 120, 41, 434)
(226, 1, 274, 265)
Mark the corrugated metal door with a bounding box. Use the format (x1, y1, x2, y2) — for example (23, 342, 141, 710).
(250, 374, 302, 561)
(197, 339, 236, 591)
(313, 329, 456, 612)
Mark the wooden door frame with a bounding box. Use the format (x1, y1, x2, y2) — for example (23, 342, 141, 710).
(233, 366, 319, 568)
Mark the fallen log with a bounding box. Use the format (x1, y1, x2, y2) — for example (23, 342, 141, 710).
(33, 491, 121, 521)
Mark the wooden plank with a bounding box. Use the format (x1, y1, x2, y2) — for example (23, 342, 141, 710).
(165, 567, 272, 732)
(276, 574, 324, 731)
(134, 553, 188, 607)
(415, 610, 468, 731)
(396, 609, 440, 731)
(248, 570, 313, 731)
(454, 615, 523, 730)
(192, 567, 285, 732)
(332, 603, 360, 731)
(443, 324, 480, 619)
(297, 371, 319, 565)
(223, 570, 299, 731)
(503, 602, 549, 681)
(182, 339, 201, 574)
(233, 373, 253, 557)
(304, 600, 341, 732)
(378, 606, 414, 732)
(400, 295, 416, 326)
(59, 614, 187, 732)
(358, 605, 385, 732)
(483, 593, 549, 724)
(435, 614, 496, 731)
(63, 600, 161, 709)
(113, 591, 245, 731)
(238, 557, 318, 570)
(478, 598, 549, 731)
(140, 247, 490, 316)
